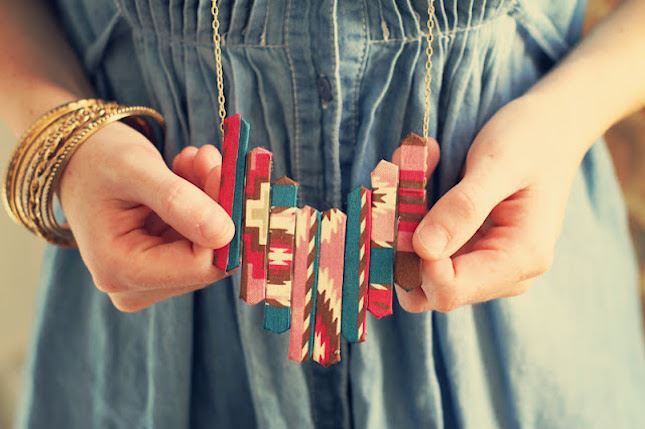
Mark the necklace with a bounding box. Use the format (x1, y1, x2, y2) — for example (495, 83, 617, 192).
(210, 1, 438, 367)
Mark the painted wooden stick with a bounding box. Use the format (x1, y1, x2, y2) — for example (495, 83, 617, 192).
(227, 118, 250, 271)
(394, 133, 429, 291)
(313, 208, 346, 367)
(288, 206, 321, 363)
(214, 114, 249, 272)
(368, 160, 399, 318)
(264, 177, 299, 333)
(240, 148, 273, 304)
(342, 187, 371, 343)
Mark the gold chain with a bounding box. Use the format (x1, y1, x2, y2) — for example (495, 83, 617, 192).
(209, 1, 436, 138)
(423, 0, 436, 139)
(211, 0, 227, 136)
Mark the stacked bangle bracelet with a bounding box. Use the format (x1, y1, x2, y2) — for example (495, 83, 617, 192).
(2, 99, 165, 247)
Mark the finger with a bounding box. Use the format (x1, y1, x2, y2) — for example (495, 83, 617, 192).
(412, 165, 515, 261)
(104, 204, 152, 237)
(394, 285, 431, 313)
(107, 231, 226, 289)
(172, 146, 199, 184)
(142, 210, 189, 242)
(109, 282, 211, 313)
(203, 165, 222, 201)
(159, 226, 185, 243)
(128, 156, 234, 248)
(143, 211, 168, 236)
(419, 193, 554, 311)
(165, 145, 222, 233)
(420, 252, 538, 312)
(192, 145, 222, 189)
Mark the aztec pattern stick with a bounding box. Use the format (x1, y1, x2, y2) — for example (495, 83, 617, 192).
(394, 134, 429, 291)
(342, 187, 371, 343)
(264, 177, 299, 333)
(313, 208, 347, 367)
(368, 161, 399, 318)
(240, 148, 273, 304)
(215, 115, 435, 365)
(214, 113, 249, 272)
(288, 206, 322, 363)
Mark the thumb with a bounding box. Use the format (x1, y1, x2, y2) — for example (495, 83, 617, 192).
(413, 167, 512, 261)
(131, 155, 234, 249)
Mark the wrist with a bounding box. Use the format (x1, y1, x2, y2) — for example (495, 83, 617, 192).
(518, 88, 599, 159)
(1, 84, 89, 139)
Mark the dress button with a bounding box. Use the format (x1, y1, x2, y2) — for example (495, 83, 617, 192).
(317, 74, 333, 106)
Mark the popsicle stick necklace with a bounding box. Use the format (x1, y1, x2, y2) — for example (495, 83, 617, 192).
(209, 1, 439, 366)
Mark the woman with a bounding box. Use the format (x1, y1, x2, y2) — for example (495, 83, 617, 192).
(1, 0, 644, 427)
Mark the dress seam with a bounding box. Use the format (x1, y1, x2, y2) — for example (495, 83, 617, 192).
(125, 8, 515, 50)
(134, 29, 287, 49)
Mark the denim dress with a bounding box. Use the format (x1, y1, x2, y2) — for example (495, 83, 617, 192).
(19, 1, 645, 428)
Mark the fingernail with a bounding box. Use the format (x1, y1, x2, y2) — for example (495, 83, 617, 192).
(415, 223, 449, 258)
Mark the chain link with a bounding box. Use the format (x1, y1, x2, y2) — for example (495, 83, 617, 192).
(211, 0, 227, 136)
(423, 0, 436, 139)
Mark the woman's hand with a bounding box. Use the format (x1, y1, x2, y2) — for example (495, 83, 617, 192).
(59, 122, 234, 312)
(393, 0, 645, 313)
(396, 94, 590, 313)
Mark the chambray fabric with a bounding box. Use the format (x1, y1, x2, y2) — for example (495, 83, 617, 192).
(18, 1, 645, 428)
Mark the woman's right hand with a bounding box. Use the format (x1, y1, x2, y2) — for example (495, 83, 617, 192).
(59, 121, 234, 312)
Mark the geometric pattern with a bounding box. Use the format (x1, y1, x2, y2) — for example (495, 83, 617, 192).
(264, 177, 298, 333)
(313, 209, 346, 367)
(288, 206, 321, 363)
(214, 115, 434, 366)
(240, 148, 273, 304)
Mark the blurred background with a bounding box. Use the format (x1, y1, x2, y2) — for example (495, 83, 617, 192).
(0, 1, 644, 427)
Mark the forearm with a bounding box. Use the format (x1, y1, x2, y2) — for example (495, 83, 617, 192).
(0, 0, 93, 137)
(525, 0, 645, 153)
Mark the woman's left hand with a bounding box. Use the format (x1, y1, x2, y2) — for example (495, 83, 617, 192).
(396, 93, 591, 313)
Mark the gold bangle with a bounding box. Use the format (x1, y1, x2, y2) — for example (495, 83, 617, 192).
(2, 99, 105, 225)
(18, 104, 118, 232)
(7, 102, 120, 238)
(24, 103, 120, 238)
(1, 99, 165, 247)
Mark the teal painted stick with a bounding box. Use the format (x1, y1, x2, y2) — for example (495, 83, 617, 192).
(226, 118, 250, 271)
(342, 187, 371, 343)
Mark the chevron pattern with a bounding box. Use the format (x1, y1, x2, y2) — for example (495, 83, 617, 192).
(313, 209, 346, 367)
(288, 206, 321, 362)
(342, 187, 371, 343)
